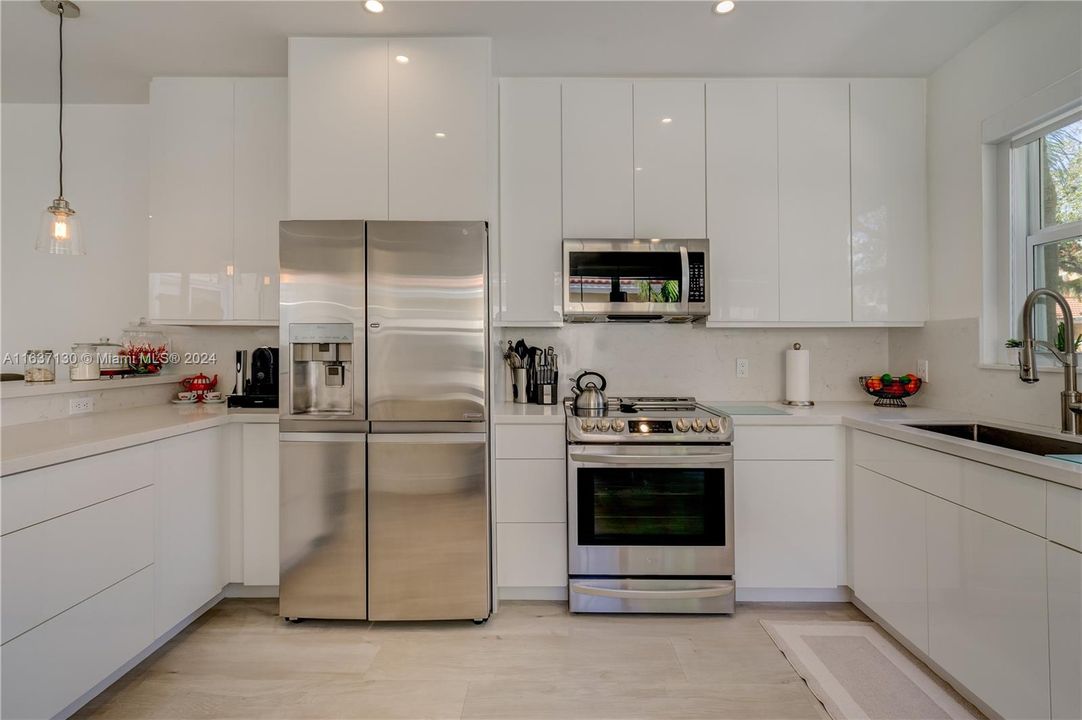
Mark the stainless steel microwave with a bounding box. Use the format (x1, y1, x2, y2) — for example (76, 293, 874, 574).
(563, 239, 709, 323)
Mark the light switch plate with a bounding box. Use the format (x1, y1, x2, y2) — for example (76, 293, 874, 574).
(736, 358, 749, 378)
(69, 397, 93, 415)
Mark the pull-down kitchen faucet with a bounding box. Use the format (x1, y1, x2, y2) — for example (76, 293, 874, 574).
(1018, 288, 1082, 434)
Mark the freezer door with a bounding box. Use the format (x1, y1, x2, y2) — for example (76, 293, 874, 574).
(279, 433, 367, 620)
(366, 221, 486, 422)
(279, 220, 366, 423)
(367, 434, 490, 621)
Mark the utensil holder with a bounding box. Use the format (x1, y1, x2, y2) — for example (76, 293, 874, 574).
(512, 368, 527, 404)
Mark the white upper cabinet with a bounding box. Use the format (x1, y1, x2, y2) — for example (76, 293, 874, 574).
(633, 81, 706, 239)
(706, 80, 779, 322)
(778, 80, 852, 322)
(150, 77, 286, 323)
(288, 38, 389, 221)
(851, 79, 928, 323)
(149, 78, 235, 321)
(234, 78, 287, 321)
(562, 80, 634, 238)
(388, 38, 490, 221)
(498, 79, 563, 325)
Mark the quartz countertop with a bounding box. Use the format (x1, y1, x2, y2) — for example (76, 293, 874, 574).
(495, 399, 1081, 489)
(1, 405, 277, 477)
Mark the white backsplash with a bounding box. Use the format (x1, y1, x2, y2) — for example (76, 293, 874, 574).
(1, 325, 279, 426)
(493, 324, 889, 404)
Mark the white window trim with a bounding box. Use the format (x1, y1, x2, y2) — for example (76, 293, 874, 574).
(980, 70, 1082, 369)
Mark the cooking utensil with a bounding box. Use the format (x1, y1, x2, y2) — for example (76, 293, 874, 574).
(571, 370, 607, 416)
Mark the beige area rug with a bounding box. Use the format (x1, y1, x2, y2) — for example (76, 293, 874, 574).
(761, 621, 983, 720)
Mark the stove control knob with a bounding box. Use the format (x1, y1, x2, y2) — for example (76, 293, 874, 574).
(706, 418, 721, 433)
(612, 419, 626, 432)
(597, 419, 611, 432)
(675, 418, 691, 433)
(692, 418, 706, 433)
(580, 419, 596, 432)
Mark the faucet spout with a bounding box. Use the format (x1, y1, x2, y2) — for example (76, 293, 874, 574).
(1019, 288, 1081, 434)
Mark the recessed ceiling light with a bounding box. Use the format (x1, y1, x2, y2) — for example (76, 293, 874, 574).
(434, 132, 447, 138)
(395, 55, 409, 64)
(713, 0, 735, 14)
(635, 166, 643, 172)
(363, 0, 384, 13)
(661, 117, 673, 124)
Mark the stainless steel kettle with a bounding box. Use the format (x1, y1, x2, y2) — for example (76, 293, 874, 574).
(571, 370, 608, 416)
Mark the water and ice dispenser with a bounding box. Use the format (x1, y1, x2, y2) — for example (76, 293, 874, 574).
(288, 324, 354, 415)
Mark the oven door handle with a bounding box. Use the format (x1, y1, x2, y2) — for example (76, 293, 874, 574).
(571, 582, 734, 600)
(569, 452, 731, 466)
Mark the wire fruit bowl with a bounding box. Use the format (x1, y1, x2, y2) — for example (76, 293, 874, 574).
(859, 375, 922, 408)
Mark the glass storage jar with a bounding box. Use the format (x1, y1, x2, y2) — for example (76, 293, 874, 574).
(120, 324, 170, 374)
(24, 349, 56, 383)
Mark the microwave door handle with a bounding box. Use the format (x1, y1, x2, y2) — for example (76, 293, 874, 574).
(571, 582, 734, 600)
(679, 246, 690, 307)
(568, 452, 732, 466)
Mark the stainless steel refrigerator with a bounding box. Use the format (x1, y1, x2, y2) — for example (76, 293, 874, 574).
(278, 220, 489, 623)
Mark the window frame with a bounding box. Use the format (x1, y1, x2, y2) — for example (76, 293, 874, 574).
(1007, 110, 1082, 363)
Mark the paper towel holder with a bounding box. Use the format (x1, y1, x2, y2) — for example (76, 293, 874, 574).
(783, 342, 815, 407)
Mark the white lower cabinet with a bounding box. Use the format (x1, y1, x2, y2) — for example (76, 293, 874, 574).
(497, 523, 567, 589)
(926, 495, 1050, 720)
(155, 428, 227, 635)
(242, 423, 280, 586)
(0, 567, 155, 720)
(851, 465, 929, 651)
(1047, 542, 1081, 720)
(735, 460, 839, 589)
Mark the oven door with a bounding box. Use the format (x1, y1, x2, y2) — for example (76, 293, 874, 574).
(567, 444, 734, 577)
(563, 239, 708, 321)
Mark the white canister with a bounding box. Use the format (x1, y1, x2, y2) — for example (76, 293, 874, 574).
(70, 342, 101, 381)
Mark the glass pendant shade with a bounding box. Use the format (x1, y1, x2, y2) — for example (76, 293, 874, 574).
(36, 197, 84, 255)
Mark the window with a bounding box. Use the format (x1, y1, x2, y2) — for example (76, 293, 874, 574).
(1010, 115, 1082, 355)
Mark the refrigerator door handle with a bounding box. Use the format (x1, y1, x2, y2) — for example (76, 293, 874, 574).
(367, 433, 485, 444)
(279, 432, 368, 442)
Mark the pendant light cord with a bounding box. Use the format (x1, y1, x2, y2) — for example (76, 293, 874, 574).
(57, 3, 64, 198)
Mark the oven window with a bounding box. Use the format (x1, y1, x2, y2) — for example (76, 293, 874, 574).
(568, 251, 682, 304)
(577, 467, 725, 546)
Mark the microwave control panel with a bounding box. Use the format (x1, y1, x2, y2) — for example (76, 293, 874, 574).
(688, 252, 706, 303)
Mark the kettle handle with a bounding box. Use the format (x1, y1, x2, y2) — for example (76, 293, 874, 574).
(574, 370, 607, 393)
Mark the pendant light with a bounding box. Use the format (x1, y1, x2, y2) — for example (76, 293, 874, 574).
(36, 0, 84, 255)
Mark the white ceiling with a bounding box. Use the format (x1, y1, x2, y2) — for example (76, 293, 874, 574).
(2, 0, 1025, 104)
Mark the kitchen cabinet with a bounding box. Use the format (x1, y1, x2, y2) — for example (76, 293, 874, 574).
(562, 80, 635, 238)
(234, 78, 287, 321)
(149, 77, 286, 323)
(493, 422, 568, 597)
(242, 423, 279, 587)
(388, 38, 490, 221)
(778, 80, 852, 322)
(1048, 542, 1082, 720)
(497, 78, 563, 326)
(851, 79, 928, 323)
(734, 460, 839, 589)
(155, 428, 227, 635)
(149, 78, 234, 321)
(706, 80, 779, 322)
(926, 494, 1050, 720)
(851, 465, 929, 651)
(633, 81, 706, 239)
(287, 37, 388, 221)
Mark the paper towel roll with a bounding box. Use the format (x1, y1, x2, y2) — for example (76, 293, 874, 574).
(784, 343, 814, 406)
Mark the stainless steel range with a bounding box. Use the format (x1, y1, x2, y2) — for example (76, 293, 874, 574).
(566, 396, 735, 614)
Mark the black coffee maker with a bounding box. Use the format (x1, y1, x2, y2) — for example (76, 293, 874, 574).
(228, 346, 279, 408)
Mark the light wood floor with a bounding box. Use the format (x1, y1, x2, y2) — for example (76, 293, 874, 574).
(75, 599, 867, 720)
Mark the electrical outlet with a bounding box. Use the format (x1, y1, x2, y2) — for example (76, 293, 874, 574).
(916, 359, 930, 383)
(69, 397, 93, 415)
(735, 358, 749, 379)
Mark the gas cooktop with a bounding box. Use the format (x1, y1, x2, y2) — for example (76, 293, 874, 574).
(565, 396, 733, 444)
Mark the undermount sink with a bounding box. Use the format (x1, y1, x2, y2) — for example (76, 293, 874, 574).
(903, 423, 1082, 458)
